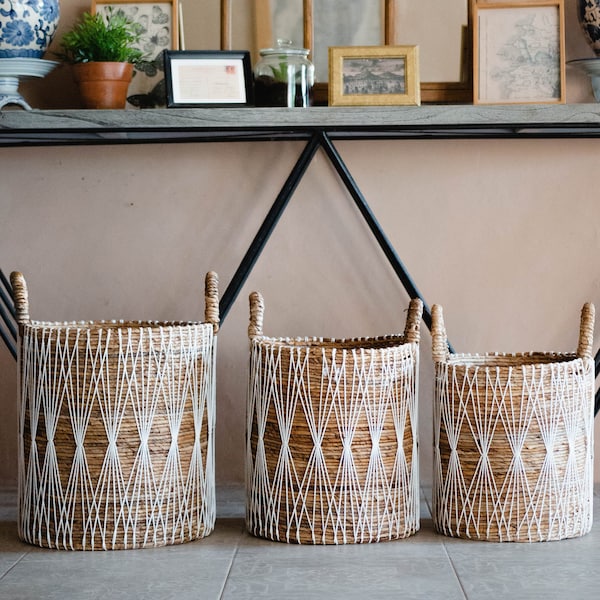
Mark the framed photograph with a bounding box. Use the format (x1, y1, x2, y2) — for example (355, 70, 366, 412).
(164, 50, 253, 107)
(329, 46, 420, 107)
(473, 0, 565, 105)
(92, 0, 179, 108)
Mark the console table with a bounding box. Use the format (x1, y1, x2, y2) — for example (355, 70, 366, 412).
(2, 104, 600, 411)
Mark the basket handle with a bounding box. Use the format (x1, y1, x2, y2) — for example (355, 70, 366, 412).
(576, 302, 595, 361)
(204, 271, 220, 334)
(248, 291, 264, 338)
(431, 304, 449, 363)
(403, 298, 423, 343)
(10, 271, 29, 325)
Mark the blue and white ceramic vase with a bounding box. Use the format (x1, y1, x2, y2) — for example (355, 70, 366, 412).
(578, 0, 600, 56)
(0, 0, 60, 58)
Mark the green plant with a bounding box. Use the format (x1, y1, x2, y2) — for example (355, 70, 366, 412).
(57, 9, 144, 64)
(268, 58, 291, 83)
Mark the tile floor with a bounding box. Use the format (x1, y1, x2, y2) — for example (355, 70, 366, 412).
(0, 485, 598, 600)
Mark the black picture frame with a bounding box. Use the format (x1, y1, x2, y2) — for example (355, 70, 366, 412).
(164, 50, 254, 107)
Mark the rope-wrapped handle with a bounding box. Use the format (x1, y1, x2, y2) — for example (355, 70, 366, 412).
(431, 304, 449, 363)
(204, 271, 220, 334)
(403, 297, 423, 344)
(576, 302, 595, 361)
(10, 271, 29, 325)
(248, 291, 264, 338)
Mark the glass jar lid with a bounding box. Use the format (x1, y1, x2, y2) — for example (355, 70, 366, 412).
(259, 39, 310, 57)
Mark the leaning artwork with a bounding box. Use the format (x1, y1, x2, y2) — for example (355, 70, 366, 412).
(475, 2, 565, 104)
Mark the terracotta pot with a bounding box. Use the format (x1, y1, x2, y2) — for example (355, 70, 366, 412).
(72, 62, 134, 109)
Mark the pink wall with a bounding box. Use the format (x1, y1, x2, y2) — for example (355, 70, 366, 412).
(1, 1, 599, 487)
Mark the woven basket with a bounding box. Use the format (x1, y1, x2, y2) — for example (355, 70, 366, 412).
(11, 271, 219, 550)
(246, 292, 423, 544)
(432, 303, 595, 542)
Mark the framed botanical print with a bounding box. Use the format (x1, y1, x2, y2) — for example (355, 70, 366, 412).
(92, 0, 179, 108)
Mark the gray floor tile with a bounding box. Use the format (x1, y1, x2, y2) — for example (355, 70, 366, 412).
(0, 485, 598, 600)
(222, 520, 464, 600)
(0, 519, 244, 600)
(441, 495, 600, 600)
(0, 522, 28, 579)
(444, 534, 599, 600)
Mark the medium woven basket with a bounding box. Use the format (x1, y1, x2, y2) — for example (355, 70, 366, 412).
(11, 271, 219, 550)
(432, 303, 595, 542)
(246, 292, 423, 544)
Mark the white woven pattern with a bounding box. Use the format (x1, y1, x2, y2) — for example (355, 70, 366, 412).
(247, 340, 419, 544)
(433, 357, 594, 542)
(18, 323, 216, 550)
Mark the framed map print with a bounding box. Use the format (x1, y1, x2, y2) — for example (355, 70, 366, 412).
(473, 1, 565, 105)
(92, 0, 179, 108)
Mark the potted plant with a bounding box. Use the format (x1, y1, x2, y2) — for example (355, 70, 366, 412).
(254, 40, 314, 107)
(57, 8, 144, 109)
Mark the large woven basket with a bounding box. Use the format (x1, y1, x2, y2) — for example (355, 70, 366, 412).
(11, 271, 219, 550)
(246, 292, 423, 544)
(432, 303, 595, 542)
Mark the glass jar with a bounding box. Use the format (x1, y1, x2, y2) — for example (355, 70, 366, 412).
(254, 39, 315, 107)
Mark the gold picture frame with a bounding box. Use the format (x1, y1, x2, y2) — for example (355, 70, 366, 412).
(92, 0, 179, 107)
(329, 45, 420, 107)
(473, 0, 565, 105)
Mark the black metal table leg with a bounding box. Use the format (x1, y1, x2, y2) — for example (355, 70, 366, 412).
(0, 269, 16, 360)
(219, 133, 321, 322)
(595, 349, 600, 415)
(318, 131, 454, 351)
(0, 320, 16, 360)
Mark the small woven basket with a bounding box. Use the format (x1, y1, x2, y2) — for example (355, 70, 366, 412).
(246, 292, 423, 544)
(11, 271, 219, 550)
(432, 303, 595, 542)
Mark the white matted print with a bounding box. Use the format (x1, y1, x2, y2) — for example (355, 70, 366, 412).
(164, 51, 253, 107)
(474, 1, 565, 104)
(93, 0, 179, 108)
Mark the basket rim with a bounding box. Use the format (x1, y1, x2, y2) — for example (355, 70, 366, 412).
(444, 350, 582, 368)
(23, 319, 213, 331)
(250, 332, 414, 350)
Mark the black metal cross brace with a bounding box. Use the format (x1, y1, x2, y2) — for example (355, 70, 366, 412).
(219, 130, 440, 338)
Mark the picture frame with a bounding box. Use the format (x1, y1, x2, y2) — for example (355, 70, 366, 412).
(164, 50, 254, 107)
(92, 0, 179, 108)
(328, 46, 420, 107)
(473, 0, 565, 105)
